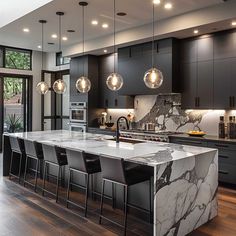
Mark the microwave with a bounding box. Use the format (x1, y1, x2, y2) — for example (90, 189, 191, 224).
(69, 102, 87, 123)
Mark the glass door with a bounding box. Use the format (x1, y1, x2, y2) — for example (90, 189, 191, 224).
(0, 74, 32, 151)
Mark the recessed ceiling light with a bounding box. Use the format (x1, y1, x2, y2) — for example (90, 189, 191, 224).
(37, 45, 42, 49)
(194, 29, 199, 34)
(117, 12, 127, 16)
(23, 28, 30, 32)
(51, 34, 57, 38)
(91, 20, 98, 25)
(104, 49, 108, 53)
(153, 0, 161, 5)
(164, 2, 172, 9)
(62, 36, 68, 41)
(232, 21, 236, 26)
(67, 29, 75, 33)
(102, 23, 109, 29)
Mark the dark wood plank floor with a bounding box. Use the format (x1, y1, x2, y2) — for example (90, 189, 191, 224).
(1, 159, 236, 236)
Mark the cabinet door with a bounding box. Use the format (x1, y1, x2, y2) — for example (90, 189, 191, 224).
(180, 39, 197, 63)
(230, 58, 236, 107)
(213, 59, 231, 109)
(197, 37, 213, 61)
(181, 62, 197, 109)
(197, 61, 214, 108)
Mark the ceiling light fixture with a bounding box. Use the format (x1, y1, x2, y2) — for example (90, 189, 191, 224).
(164, 2, 172, 9)
(102, 23, 109, 28)
(143, 1, 163, 89)
(51, 34, 57, 38)
(76, 2, 91, 93)
(67, 29, 75, 33)
(91, 20, 98, 25)
(37, 45, 42, 49)
(23, 28, 30, 32)
(194, 29, 199, 34)
(62, 36, 68, 41)
(104, 49, 108, 53)
(232, 21, 236, 26)
(36, 20, 49, 95)
(153, 0, 161, 5)
(106, 0, 124, 91)
(53, 12, 67, 94)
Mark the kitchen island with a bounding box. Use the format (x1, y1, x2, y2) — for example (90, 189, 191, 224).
(3, 130, 218, 236)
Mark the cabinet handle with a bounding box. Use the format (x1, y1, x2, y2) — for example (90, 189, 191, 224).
(129, 48, 132, 57)
(115, 99, 118, 107)
(219, 170, 229, 175)
(219, 155, 229, 159)
(215, 144, 229, 148)
(229, 96, 232, 107)
(195, 97, 198, 107)
(233, 96, 235, 107)
(105, 99, 108, 107)
(197, 97, 200, 107)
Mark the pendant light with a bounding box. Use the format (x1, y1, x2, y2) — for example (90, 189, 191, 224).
(36, 20, 49, 95)
(76, 2, 91, 93)
(106, 0, 124, 91)
(53, 12, 67, 94)
(143, 2, 163, 89)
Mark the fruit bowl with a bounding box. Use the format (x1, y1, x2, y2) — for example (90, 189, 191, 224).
(187, 130, 206, 137)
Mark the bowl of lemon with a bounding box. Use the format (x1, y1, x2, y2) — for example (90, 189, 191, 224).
(187, 130, 206, 137)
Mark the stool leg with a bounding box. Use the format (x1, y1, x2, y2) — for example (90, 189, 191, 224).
(84, 174, 89, 217)
(42, 162, 47, 196)
(23, 155, 28, 187)
(56, 166, 61, 203)
(18, 154, 22, 184)
(149, 178, 152, 223)
(99, 179, 105, 224)
(66, 169, 71, 208)
(70, 170, 73, 192)
(112, 182, 115, 209)
(91, 174, 94, 200)
(124, 185, 128, 236)
(9, 151, 14, 179)
(34, 159, 39, 192)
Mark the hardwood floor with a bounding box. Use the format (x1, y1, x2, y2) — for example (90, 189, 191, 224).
(1, 159, 236, 236)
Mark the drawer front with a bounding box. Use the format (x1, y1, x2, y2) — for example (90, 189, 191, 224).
(207, 141, 236, 151)
(170, 138, 208, 147)
(217, 149, 236, 165)
(218, 163, 236, 184)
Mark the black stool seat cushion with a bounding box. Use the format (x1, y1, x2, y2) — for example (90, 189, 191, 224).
(86, 158, 101, 174)
(125, 166, 152, 186)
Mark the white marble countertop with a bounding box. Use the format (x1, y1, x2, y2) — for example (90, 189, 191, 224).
(5, 130, 217, 166)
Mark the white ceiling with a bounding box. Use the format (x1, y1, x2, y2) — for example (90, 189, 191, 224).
(0, 0, 225, 52)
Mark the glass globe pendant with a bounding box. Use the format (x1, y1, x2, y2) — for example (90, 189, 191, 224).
(106, 72, 123, 91)
(76, 76, 91, 93)
(36, 81, 49, 95)
(53, 79, 66, 94)
(144, 68, 163, 89)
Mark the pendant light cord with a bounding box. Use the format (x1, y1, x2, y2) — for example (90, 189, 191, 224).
(113, 0, 116, 73)
(152, 3, 155, 68)
(59, 14, 62, 72)
(82, 5, 85, 76)
(41, 22, 44, 71)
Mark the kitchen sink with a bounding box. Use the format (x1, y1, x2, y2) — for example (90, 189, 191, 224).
(107, 137, 144, 144)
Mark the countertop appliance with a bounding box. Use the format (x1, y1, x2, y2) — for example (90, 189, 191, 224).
(120, 129, 183, 142)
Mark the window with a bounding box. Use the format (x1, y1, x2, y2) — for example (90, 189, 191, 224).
(5, 47, 32, 70)
(56, 52, 70, 66)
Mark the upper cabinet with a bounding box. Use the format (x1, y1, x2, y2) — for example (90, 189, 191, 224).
(117, 38, 180, 95)
(181, 30, 236, 109)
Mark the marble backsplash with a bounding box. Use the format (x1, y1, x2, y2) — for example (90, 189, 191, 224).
(106, 94, 235, 136)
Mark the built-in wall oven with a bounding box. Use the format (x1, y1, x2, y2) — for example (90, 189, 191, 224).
(69, 102, 87, 132)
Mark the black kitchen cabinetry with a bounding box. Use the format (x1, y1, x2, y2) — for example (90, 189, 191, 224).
(70, 55, 104, 126)
(117, 38, 180, 95)
(170, 136, 236, 185)
(181, 30, 236, 109)
(98, 54, 134, 109)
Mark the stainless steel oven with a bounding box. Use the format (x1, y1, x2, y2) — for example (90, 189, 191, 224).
(69, 102, 87, 123)
(69, 122, 87, 132)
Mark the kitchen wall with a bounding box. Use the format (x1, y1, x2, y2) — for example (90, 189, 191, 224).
(107, 94, 231, 136)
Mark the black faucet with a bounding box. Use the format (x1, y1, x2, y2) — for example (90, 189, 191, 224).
(116, 116, 129, 143)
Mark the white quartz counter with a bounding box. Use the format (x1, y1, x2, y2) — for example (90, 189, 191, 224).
(5, 130, 217, 167)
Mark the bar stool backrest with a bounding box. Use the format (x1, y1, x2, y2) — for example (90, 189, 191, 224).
(66, 149, 87, 172)
(42, 144, 59, 164)
(24, 140, 43, 159)
(99, 155, 126, 185)
(9, 136, 23, 153)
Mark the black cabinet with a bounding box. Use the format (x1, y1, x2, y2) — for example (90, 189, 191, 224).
(98, 54, 134, 109)
(118, 38, 180, 95)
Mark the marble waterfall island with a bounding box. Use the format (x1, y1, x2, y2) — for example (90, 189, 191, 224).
(3, 130, 218, 236)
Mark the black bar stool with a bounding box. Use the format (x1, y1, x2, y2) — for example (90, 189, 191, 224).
(66, 149, 101, 217)
(9, 136, 25, 183)
(99, 155, 153, 236)
(42, 144, 68, 202)
(23, 140, 44, 192)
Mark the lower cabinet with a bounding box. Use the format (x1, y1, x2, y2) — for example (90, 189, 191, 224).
(169, 137, 236, 185)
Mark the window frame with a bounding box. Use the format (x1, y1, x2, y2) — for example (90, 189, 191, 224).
(0, 45, 32, 71)
(56, 51, 70, 66)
